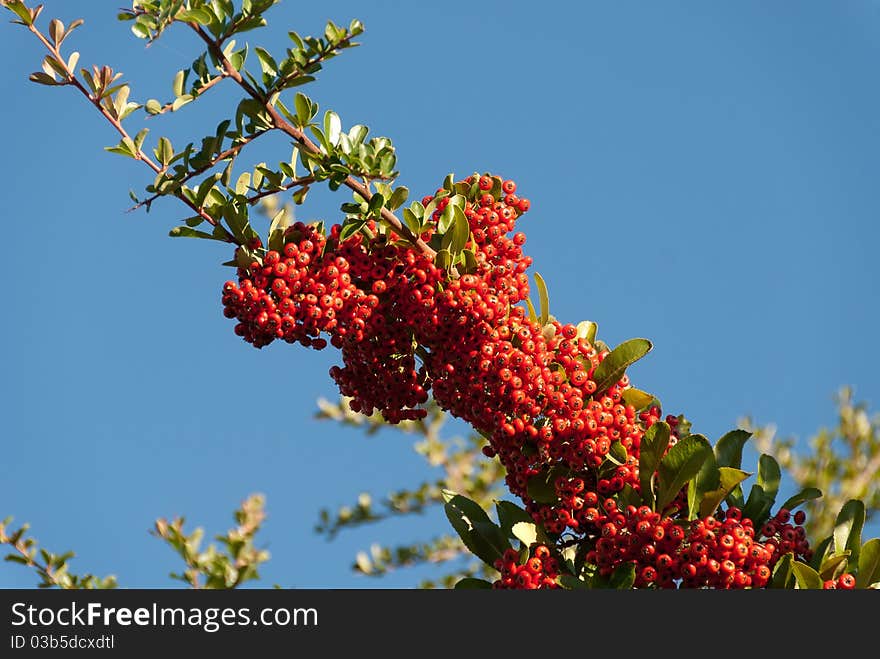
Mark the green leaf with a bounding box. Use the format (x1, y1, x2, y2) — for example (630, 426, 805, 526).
(495, 500, 533, 537)
(169, 226, 221, 240)
(857, 538, 880, 588)
(698, 467, 751, 519)
(639, 421, 670, 509)
(779, 487, 822, 512)
(621, 388, 654, 411)
(511, 522, 538, 548)
(171, 94, 193, 112)
(388, 186, 409, 211)
(771, 553, 794, 589)
(833, 499, 865, 565)
(323, 110, 341, 146)
(756, 454, 781, 505)
(656, 434, 713, 513)
(591, 338, 653, 395)
(818, 552, 851, 582)
(177, 8, 214, 25)
(172, 70, 186, 98)
(155, 137, 174, 167)
(790, 561, 823, 590)
(741, 484, 774, 528)
(6, 1, 33, 25)
(434, 249, 452, 271)
(29, 72, 62, 86)
(576, 320, 597, 343)
(714, 429, 752, 507)
(526, 467, 568, 505)
(534, 272, 550, 325)
(440, 205, 470, 257)
(558, 574, 590, 590)
(443, 492, 510, 567)
(254, 46, 278, 76)
(454, 577, 493, 589)
(713, 429, 751, 469)
(592, 562, 636, 589)
(524, 298, 538, 324)
(607, 441, 628, 466)
(809, 535, 834, 572)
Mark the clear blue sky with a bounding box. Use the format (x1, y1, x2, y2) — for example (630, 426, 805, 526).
(1, 1, 878, 588)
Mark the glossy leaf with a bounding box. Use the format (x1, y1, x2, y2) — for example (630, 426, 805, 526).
(771, 553, 793, 589)
(621, 388, 654, 411)
(526, 467, 568, 505)
(443, 492, 510, 567)
(169, 226, 220, 240)
(818, 552, 850, 582)
(790, 561, 823, 589)
(833, 499, 865, 565)
(779, 487, 822, 512)
(698, 467, 751, 519)
(576, 320, 597, 343)
(656, 434, 713, 513)
(454, 577, 493, 589)
(591, 338, 652, 395)
(713, 429, 751, 470)
(639, 421, 670, 508)
(558, 574, 590, 590)
(857, 538, 880, 588)
(534, 272, 550, 325)
(756, 454, 781, 505)
(511, 522, 538, 548)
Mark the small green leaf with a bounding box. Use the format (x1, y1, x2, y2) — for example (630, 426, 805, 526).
(639, 421, 670, 509)
(177, 8, 214, 25)
(558, 574, 590, 590)
(833, 499, 865, 565)
(591, 338, 653, 395)
(145, 99, 162, 115)
(818, 552, 850, 582)
(790, 561, 823, 590)
(29, 72, 61, 86)
(857, 538, 880, 588)
(756, 454, 781, 505)
(698, 467, 751, 519)
(526, 467, 569, 505)
(741, 484, 774, 527)
(434, 249, 452, 271)
(714, 429, 752, 470)
(656, 434, 713, 513)
(443, 493, 510, 568)
(172, 69, 186, 97)
(779, 487, 822, 512)
(171, 95, 194, 112)
(323, 110, 341, 146)
(534, 272, 550, 325)
(511, 522, 538, 548)
(169, 226, 221, 240)
(621, 388, 654, 411)
(524, 298, 538, 324)
(454, 577, 493, 589)
(6, 1, 34, 25)
(576, 320, 597, 343)
(388, 186, 409, 211)
(771, 553, 793, 588)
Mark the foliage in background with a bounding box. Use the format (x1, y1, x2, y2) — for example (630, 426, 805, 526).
(313, 398, 504, 588)
(743, 387, 880, 543)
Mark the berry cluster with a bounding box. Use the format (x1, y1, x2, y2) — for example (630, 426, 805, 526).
(219, 173, 813, 588)
(492, 545, 560, 589)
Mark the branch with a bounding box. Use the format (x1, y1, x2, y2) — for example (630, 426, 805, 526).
(147, 72, 227, 116)
(130, 128, 273, 212)
(189, 23, 437, 259)
(24, 22, 236, 241)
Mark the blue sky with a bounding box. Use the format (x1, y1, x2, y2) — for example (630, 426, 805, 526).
(1, 1, 878, 588)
